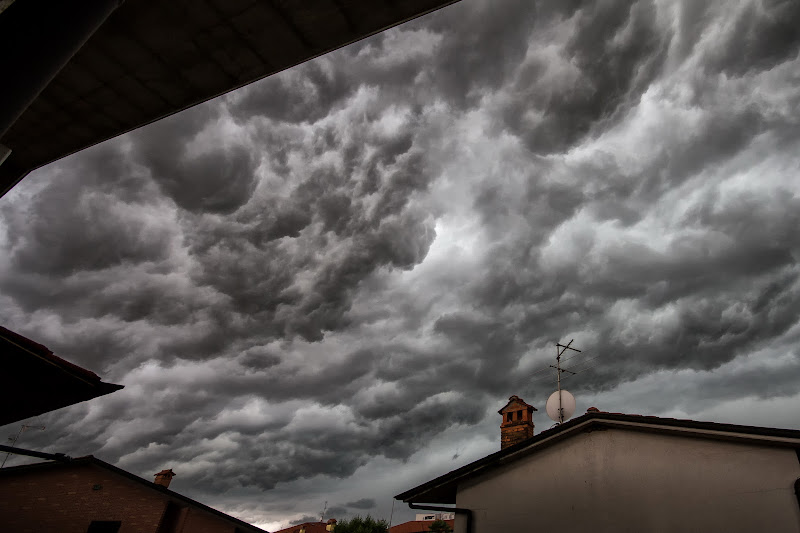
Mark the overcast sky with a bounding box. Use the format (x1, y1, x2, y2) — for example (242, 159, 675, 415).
(2, 0, 800, 529)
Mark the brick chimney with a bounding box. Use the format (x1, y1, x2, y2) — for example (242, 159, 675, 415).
(499, 395, 537, 449)
(154, 469, 175, 488)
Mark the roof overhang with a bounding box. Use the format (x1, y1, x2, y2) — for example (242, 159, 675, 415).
(0, 326, 123, 426)
(0, 0, 463, 198)
(395, 412, 800, 504)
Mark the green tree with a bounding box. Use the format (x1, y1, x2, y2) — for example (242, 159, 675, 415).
(333, 514, 389, 533)
(428, 519, 452, 532)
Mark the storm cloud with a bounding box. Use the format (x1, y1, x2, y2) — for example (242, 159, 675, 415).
(2, 0, 800, 529)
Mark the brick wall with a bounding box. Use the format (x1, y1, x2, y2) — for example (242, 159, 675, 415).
(0, 462, 240, 533)
(500, 423, 533, 449)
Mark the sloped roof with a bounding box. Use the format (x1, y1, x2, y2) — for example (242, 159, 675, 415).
(0, 455, 267, 533)
(0, 0, 462, 198)
(395, 410, 800, 504)
(0, 326, 123, 426)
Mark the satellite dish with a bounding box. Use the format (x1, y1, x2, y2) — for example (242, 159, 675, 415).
(546, 390, 576, 423)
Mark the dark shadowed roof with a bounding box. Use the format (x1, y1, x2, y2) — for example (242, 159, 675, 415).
(0, 455, 267, 533)
(0, 326, 123, 426)
(394, 411, 800, 504)
(0, 0, 462, 198)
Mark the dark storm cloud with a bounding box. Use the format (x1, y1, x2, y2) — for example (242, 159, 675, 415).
(129, 103, 260, 214)
(2, 0, 800, 527)
(291, 515, 320, 526)
(346, 498, 376, 510)
(499, 1, 670, 153)
(3, 148, 171, 278)
(229, 61, 354, 124)
(703, 0, 800, 76)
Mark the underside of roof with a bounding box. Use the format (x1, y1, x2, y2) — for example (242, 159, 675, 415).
(0, 0, 462, 198)
(395, 411, 800, 504)
(0, 326, 123, 426)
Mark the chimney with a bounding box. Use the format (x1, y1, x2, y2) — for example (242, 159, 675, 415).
(326, 518, 337, 531)
(587, 407, 600, 413)
(498, 395, 537, 449)
(154, 469, 176, 488)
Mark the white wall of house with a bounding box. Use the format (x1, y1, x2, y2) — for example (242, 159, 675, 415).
(454, 427, 800, 533)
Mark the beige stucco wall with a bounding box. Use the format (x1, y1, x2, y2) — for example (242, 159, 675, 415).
(454, 427, 800, 533)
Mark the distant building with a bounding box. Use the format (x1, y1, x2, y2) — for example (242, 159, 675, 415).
(272, 518, 337, 533)
(0, 455, 266, 533)
(390, 518, 455, 532)
(396, 396, 800, 533)
(415, 512, 454, 521)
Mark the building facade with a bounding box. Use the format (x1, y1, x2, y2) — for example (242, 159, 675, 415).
(0, 456, 266, 533)
(396, 400, 800, 533)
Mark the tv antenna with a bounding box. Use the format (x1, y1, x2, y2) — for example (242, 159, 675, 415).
(546, 340, 580, 424)
(1, 424, 46, 468)
(320, 500, 328, 522)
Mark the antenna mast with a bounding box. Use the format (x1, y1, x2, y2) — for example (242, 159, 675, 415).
(1, 424, 46, 468)
(550, 340, 580, 423)
(320, 500, 328, 522)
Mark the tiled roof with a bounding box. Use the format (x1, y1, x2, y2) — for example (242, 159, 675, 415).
(0, 326, 101, 382)
(390, 519, 455, 533)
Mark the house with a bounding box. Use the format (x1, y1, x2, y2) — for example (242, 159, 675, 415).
(389, 518, 455, 532)
(395, 396, 800, 533)
(0, 454, 267, 533)
(271, 519, 337, 533)
(0, 325, 123, 427)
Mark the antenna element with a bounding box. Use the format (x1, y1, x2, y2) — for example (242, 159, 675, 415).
(547, 340, 580, 424)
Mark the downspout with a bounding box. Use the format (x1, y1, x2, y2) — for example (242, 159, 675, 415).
(408, 502, 472, 533)
(794, 478, 800, 511)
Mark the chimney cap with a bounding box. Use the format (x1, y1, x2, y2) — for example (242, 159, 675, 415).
(327, 518, 337, 524)
(155, 468, 176, 477)
(587, 407, 600, 412)
(498, 394, 537, 414)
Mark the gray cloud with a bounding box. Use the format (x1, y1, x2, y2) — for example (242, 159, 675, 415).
(346, 498, 376, 510)
(1, 0, 800, 528)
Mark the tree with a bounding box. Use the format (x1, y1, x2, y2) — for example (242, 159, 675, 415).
(332, 515, 389, 533)
(429, 519, 452, 533)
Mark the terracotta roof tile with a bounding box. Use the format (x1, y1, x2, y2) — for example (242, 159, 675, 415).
(0, 325, 101, 382)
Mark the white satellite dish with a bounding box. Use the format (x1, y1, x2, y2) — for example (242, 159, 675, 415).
(546, 390, 576, 423)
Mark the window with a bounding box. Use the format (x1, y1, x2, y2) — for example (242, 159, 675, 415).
(506, 412, 512, 422)
(87, 522, 121, 533)
(517, 410, 523, 420)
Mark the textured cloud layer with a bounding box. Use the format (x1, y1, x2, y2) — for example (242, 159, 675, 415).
(2, 0, 800, 529)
